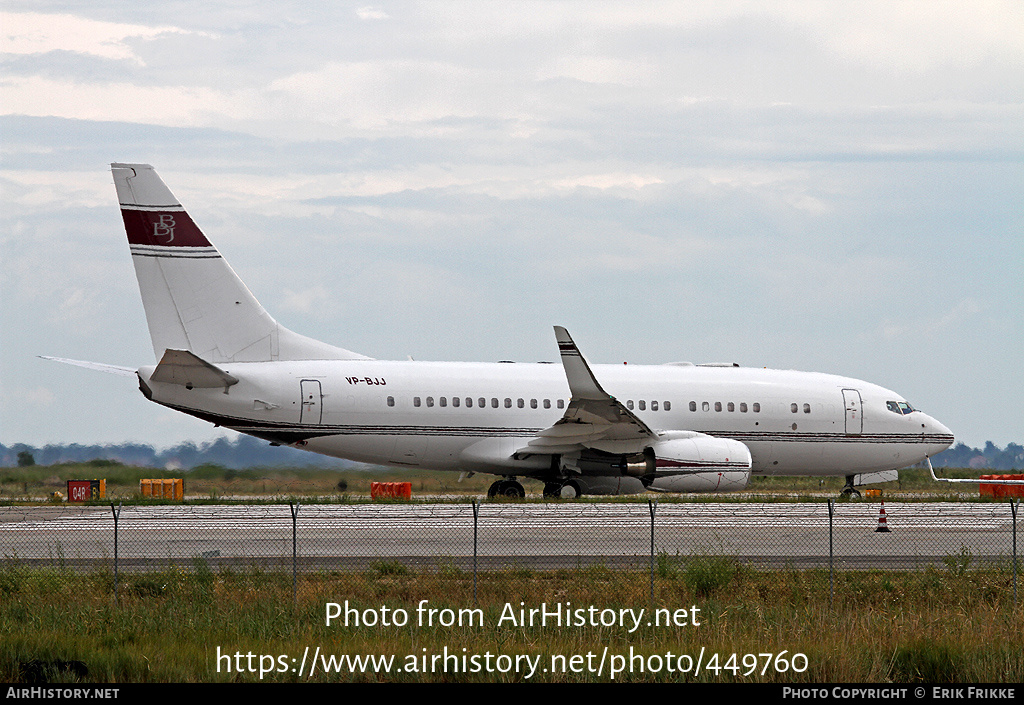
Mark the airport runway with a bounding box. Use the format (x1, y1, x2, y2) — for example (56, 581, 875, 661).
(1, 502, 1018, 571)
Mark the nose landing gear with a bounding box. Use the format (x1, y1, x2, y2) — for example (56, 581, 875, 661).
(840, 475, 861, 498)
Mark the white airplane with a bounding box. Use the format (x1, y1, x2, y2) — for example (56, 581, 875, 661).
(46, 163, 957, 498)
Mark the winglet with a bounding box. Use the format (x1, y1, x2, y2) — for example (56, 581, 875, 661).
(554, 326, 609, 401)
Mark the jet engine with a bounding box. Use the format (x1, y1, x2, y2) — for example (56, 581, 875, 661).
(644, 435, 752, 492)
(564, 434, 752, 493)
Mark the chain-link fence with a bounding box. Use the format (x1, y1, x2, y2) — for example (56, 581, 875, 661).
(1, 499, 1020, 603)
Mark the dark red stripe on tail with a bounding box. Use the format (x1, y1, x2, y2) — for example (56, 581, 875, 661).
(121, 209, 212, 248)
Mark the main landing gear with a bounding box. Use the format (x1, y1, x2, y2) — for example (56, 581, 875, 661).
(840, 475, 861, 498)
(543, 480, 582, 500)
(485, 477, 585, 500)
(487, 478, 525, 499)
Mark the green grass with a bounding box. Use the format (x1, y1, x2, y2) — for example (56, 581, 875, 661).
(1, 462, 1012, 504)
(1, 560, 1020, 683)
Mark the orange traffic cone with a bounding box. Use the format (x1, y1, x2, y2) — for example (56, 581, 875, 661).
(875, 500, 891, 533)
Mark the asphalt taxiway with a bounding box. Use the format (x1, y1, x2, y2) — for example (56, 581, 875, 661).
(1, 502, 1017, 571)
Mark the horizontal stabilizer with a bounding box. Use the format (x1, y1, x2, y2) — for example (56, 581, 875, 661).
(150, 349, 239, 389)
(38, 356, 136, 377)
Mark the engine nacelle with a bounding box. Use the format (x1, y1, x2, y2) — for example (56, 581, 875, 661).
(574, 476, 647, 495)
(646, 435, 752, 493)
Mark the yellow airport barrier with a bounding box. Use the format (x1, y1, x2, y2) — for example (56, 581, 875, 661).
(140, 478, 184, 500)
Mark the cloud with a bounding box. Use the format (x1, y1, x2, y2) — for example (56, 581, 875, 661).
(355, 7, 390, 21)
(1, 11, 210, 64)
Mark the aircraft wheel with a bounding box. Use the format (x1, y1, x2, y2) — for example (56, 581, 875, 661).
(501, 481, 526, 499)
(558, 480, 582, 499)
(543, 482, 562, 499)
(490, 480, 525, 499)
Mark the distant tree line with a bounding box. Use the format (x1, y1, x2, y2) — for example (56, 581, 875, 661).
(930, 441, 1024, 471)
(0, 435, 353, 470)
(1, 437, 1020, 471)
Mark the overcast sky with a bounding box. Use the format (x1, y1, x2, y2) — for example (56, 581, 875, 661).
(2, 1, 1021, 452)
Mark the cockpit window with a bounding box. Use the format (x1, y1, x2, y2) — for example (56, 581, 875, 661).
(886, 400, 916, 415)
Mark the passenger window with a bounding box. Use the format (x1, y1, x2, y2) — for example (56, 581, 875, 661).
(803, 403, 810, 414)
(530, 399, 538, 409)
(452, 397, 460, 407)
(491, 398, 499, 408)
(791, 403, 798, 413)
(627, 400, 634, 410)
(517, 398, 524, 408)
(639, 400, 646, 410)
(479, 398, 486, 408)
(715, 402, 722, 412)
(753, 403, 760, 412)
(426, 396, 434, 408)
(504, 398, 512, 408)
(414, 397, 421, 407)
(387, 396, 395, 407)
(440, 397, 447, 407)
(689, 401, 697, 412)
(727, 402, 734, 412)
(664, 401, 671, 411)
(544, 399, 551, 409)
(740, 403, 747, 413)
(466, 397, 473, 408)
(651, 401, 659, 411)
(702, 401, 710, 412)
(557, 399, 565, 409)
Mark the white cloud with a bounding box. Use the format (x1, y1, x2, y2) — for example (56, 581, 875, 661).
(1, 11, 209, 64)
(355, 7, 390, 21)
(551, 173, 664, 191)
(1, 75, 244, 125)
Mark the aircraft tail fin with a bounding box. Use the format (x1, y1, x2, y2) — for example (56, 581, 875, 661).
(111, 164, 370, 363)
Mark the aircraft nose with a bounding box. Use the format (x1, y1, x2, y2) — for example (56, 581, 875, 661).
(922, 413, 954, 451)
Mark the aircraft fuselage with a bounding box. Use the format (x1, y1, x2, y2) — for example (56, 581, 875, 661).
(138, 359, 953, 478)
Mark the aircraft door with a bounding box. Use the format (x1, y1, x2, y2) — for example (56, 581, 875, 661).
(842, 389, 862, 436)
(300, 379, 323, 424)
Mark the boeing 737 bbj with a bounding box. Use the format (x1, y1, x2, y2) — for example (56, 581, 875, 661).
(46, 164, 957, 498)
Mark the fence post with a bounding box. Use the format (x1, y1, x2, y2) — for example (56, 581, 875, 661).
(289, 502, 300, 606)
(827, 499, 834, 610)
(648, 499, 658, 609)
(110, 502, 121, 606)
(472, 500, 479, 605)
(1012, 499, 1019, 608)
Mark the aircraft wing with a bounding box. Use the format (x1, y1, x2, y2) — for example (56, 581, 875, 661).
(516, 327, 655, 455)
